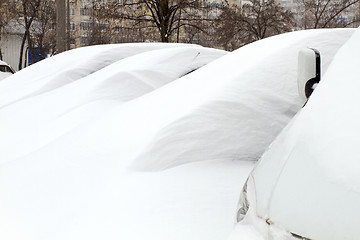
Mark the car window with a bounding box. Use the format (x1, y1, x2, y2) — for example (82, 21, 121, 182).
(0, 65, 14, 73)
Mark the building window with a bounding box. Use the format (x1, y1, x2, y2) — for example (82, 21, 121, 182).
(114, 26, 122, 33)
(81, 37, 88, 45)
(80, 21, 91, 30)
(80, 7, 92, 16)
(98, 23, 108, 32)
(70, 22, 76, 31)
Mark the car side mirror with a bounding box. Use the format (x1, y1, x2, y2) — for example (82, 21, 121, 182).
(297, 48, 321, 103)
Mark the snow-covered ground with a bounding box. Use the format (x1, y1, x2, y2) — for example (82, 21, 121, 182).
(0, 29, 355, 240)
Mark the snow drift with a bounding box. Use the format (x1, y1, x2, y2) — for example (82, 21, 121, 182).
(0, 43, 207, 108)
(0, 45, 226, 163)
(128, 28, 355, 170)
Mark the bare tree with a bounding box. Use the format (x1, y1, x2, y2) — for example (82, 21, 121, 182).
(31, 0, 56, 57)
(212, 4, 245, 50)
(88, 2, 114, 45)
(131, 0, 206, 42)
(13, 0, 42, 70)
(214, 0, 294, 50)
(6, 0, 56, 69)
(297, 0, 360, 28)
(95, 0, 211, 43)
(241, 0, 294, 40)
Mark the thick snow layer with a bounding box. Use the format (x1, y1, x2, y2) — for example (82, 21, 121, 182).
(0, 45, 226, 162)
(126, 28, 354, 170)
(254, 27, 360, 240)
(0, 159, 254, 240)
(0, 29, 355, 240)
(0, 43, 202, 108)
(0, 72, 12, 81)
(232, 27, 360, 240)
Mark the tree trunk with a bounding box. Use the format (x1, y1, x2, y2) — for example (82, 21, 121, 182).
(159, 0, 169, 42)
(56, 0, 66, 53)
(18, 31, 27, 70)
(0, 33, 2, 60)
(26, 28, 36, 64)
(161, 28, 169, 42)
(66, 0, 70, 49)
(176, 8, 181, 43)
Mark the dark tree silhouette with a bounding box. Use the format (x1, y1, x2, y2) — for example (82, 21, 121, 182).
(94, 0, 210, 43)
(214, 0, 294, 50)
(297, 0, 360, 29)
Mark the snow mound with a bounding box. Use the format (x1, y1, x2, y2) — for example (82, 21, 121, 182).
(0, 43, 202, 108)
(0, 45, 226, 163)
(128, 28, 354, 170)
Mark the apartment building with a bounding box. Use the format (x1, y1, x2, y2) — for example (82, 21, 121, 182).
(68, 0, 100, 48)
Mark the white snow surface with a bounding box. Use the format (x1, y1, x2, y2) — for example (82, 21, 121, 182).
(244, 26, 360, 240)
(229, 27, 360, 240)
(0, 72, 12, 81)
(0, 29, 355, 240)
(0, 44, 226, 162)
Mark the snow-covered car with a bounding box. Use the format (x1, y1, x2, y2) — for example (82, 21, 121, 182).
(0, 60, 15, 80)
(232, 28, 360, 239)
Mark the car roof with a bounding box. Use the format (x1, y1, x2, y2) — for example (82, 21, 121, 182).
(0, 60, 10, 66)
